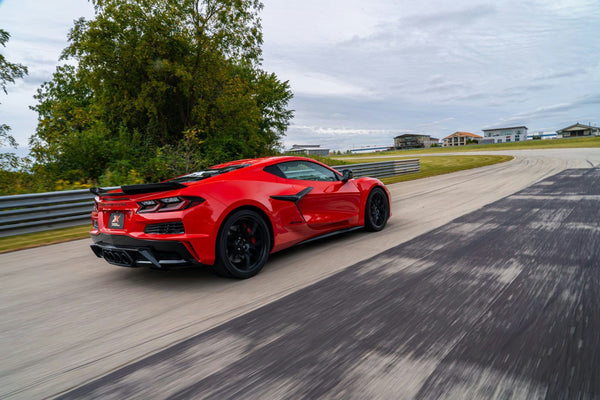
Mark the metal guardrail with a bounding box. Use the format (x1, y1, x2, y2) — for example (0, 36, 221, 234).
(333, 158, 419, 179)
(0, 189, 96, 238)
(0, 187, 118, 238)
(0, 159, 419, 238)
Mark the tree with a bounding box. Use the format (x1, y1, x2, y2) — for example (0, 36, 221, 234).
(0, 29, 28, 171)
(0, 29, 27, 96)
(30, 0, 293, 184)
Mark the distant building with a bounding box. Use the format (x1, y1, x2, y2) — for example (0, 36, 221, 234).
(286, 144, 330, 156)
(556, 123, 600, 138)
(349, 145, 393, 154)
(394, 134, 436, 150)
(442, 132, 482, 147)
(527, 132, 557, 140)
(482, 126, 528, 144)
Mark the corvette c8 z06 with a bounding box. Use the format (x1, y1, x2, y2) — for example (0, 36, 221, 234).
(90, 156, 391, 279)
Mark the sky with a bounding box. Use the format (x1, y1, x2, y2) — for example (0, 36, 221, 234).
(0, 0, 599, 152)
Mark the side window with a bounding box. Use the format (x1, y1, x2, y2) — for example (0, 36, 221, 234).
(263, 164, 285, 178)
(276, 161, 339, 182)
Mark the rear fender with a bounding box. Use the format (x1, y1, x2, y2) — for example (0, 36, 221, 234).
(210, 186, 310, 254)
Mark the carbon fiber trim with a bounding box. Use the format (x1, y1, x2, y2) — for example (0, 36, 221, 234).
(270, 187, 313, 203)
(90, 234, 202, 269)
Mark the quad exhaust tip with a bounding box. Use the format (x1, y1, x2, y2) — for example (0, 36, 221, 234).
(90, 245, 178, 270)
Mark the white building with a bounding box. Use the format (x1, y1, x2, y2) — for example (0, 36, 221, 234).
(482, 126, 528, 144)
(527, 132, 557, 140)
(286, 144, 330, 156)
(349, 145, 392, 154)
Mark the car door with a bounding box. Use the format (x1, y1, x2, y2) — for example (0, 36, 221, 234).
(275, 160, 361, 230)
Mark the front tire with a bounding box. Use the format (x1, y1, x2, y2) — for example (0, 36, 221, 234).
(364, 187, 389, 231)
(213, 209, 271, 279)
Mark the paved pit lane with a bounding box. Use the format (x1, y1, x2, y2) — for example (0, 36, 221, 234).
(56, 168, 600, 399)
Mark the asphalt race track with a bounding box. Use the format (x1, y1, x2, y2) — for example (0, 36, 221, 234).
(2, 149, 600, 399)
(54, 167, 600, 399)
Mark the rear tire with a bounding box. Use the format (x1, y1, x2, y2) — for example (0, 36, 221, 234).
(364, 187, 389, 231)
(213, 209, 271, 279)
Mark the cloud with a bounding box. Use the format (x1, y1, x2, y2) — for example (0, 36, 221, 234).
(342, 3, 497, 49)
(2, 0, 600, 150)
(533, 68, 586, 81)
(283, 125, 403, 151)
(400, 4, 497, 28)
(492, 94, 600, 128)
(286, 69, 376, 98)
(293, 125, 399, 136)
(420, 82, 469, 95)
(257, 0, 600, 149)
(444, 92, 489, 102)
(417, 117, 456, 128)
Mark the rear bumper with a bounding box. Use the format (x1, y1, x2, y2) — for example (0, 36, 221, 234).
(90, 233, 203, 270)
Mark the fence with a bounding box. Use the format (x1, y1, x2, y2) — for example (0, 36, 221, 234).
(332, 158, 419, 179)
(0, 159, 419, 237)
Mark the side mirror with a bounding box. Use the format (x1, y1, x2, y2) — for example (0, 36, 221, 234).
(341, 169, 353, 183)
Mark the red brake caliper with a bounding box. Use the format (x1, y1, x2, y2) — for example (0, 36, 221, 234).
(246, 225, 256, 244)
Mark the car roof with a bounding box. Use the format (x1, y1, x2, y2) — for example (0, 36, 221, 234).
(210, 156, 322, 169)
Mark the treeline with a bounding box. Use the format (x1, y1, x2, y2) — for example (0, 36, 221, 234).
(0, 0, 293, 195)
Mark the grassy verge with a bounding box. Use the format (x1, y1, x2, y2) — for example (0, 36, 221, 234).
(1, 154, 512, 254)
(0, 224, 91, 254)
(375, 154, 514, 184)
(339, 136, 600, 157)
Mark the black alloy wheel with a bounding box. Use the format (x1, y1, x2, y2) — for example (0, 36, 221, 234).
(365, 187, 389, 231)
(214, 209, 271, 279)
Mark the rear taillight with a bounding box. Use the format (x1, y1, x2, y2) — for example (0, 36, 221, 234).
(138, 200, 161, 213)
(137, 196, 205, 213)
(159, 197, 187, 212)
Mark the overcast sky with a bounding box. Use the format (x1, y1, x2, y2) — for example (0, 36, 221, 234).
(1, 0, 599, 152)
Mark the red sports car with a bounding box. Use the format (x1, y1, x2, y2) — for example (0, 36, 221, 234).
(90, 156, 390, 278)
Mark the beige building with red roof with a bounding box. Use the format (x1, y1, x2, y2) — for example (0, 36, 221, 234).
(442, 131, 483, 147)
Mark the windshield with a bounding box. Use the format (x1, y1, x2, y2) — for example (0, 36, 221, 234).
(167, 164, 249, 183)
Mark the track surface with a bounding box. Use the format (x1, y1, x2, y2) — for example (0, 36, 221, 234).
(58, 167, 600, 399)
(2, 149, 600, 399)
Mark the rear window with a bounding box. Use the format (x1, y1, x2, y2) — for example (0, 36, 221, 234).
(168, 164, 249, 183)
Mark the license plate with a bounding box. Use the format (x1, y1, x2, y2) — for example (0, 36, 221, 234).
(109, 212, 125, 229)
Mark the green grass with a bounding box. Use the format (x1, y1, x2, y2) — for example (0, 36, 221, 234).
(0, 154, 512, 253)
(339, 136, 600, 157)
(374, 154, 514, 184)
(0, 224, 91, 254)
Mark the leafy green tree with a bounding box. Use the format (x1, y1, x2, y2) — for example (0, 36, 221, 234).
(29, 64, 108, 183)
(30, 0, 293, 185)
(0, 30, 27, 96)
(0, 29, 28, 171)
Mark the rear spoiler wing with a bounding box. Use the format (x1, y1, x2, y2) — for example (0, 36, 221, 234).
(90, 182, 186, 197)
